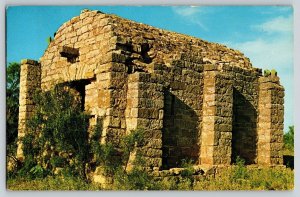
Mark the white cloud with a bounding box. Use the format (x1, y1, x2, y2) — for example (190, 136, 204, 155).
(226, 14, 293, 71)
(227, 35, 294, 131)
(228, 36, 293, 70)
(225, 14, 294, 131)
(172, 6, 208, 31)
(253, 15, 293, 34)
(172, 6, 201, 17)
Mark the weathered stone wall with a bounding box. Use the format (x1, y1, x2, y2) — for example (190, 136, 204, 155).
(17, 59, 41, 161)
(257, 74, 284, 165)
(230, 67, 260, 164)
(200, 64, 233, 166)
(125, 72, 164, 170)
(17, 9, 285, 183)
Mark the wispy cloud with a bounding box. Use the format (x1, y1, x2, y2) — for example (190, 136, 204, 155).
(172, 6, 208, 31)
(253, 15, 293, 34)
(173, 6, 201, 17)
(229, 36, 293, 70)
(224, 14, 294, 130)
(226, 15, 293, 70)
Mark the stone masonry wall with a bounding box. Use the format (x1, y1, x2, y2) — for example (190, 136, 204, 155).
(17, 59, 41, 161)
(125, 72, 164, 170)
(201, 64, 233, 166)
(257, 74, 284, 165)
(17, 9, 285, 184)
(222, 65, 261, 164)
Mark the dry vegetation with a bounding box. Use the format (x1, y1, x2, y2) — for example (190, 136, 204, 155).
(7, 165, 294, 191)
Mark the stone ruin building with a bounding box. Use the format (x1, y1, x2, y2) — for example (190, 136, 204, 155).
(17, 9, 285, 184)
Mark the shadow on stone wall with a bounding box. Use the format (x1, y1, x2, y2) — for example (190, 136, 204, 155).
(232, 88, 257, 164)
(162, 90, 199, 169)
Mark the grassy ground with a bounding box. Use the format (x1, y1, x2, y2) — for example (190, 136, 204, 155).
(7, 176, 102, 191)
(7, 166, 294, 191)
(193, 167, 294, 190)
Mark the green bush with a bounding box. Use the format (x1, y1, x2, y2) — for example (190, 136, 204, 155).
(284, 126, 294, 153)
(180, 159, 194, 177)
(18, 85, 155, 189)
(6, 62, 21, 157)
(110, 128, 158, 190)
(231, 156, 249, 181)
(21, 85, 90, 179)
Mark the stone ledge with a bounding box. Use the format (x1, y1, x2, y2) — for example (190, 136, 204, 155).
(259, 76, 280, 84)
(20, 59, 39, 65)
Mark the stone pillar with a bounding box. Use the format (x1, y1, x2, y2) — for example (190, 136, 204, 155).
(17, 59, 41, 161)
(200, 64, 233, 166)
(257, 74, 284, 165)
(125, 72, 164, 170)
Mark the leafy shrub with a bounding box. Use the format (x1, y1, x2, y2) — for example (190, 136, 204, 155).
(284, 126, 294, 153)
(7, 176, 103, 190)
(50, 156, 67, 168)
(180, 159, 194, 177)
(6, 62, 21, 157)
(21, 84, 90, 179)
(113, 166, 153, 190)
(231, 156, 249, 181)
(110, 129, 158, 190)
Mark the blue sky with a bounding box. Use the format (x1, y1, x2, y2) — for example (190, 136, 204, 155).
(6, 6, 293, 131)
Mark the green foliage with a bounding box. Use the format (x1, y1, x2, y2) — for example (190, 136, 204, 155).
(8, 166, 294, 190)
(264, 69, 271, 77)
(29, 165, 48, 179)
(194, 167, 293, 190)
(88, 128, 163, 190)
(113, 166, 153, 190)
(7, 176, 103, 190)
(120, 128, 144, 165)
(50, 156, 67, 168)
(284, 126, 294, 153)
(6, 62, 21, 154)
(22, 85, 90, 179)
(177, 177, 193, 190)
(231, 156, 249, 180)
(89, 120, 121, 175)
(17, 155, 36, 178)
(19, 85, 151, 188)
(180, 159, 194, 177)
(264, 69, 277, 77)
(271, 69, 277, 76)
(109, 128, 157, 190)
(46, 36, 52, 45)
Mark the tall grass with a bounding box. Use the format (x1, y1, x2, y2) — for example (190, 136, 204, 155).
(7, 176, 102, 191)
(7, 166, 293, 191)
(194, 167, 294, 190)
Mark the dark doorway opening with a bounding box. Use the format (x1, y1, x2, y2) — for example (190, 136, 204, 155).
(162, 89, 199, 169)
(232, 88, 257, 164)
(61, 79, 91, 111)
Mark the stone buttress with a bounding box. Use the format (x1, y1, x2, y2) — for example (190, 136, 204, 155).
(17, 59, 41, 161)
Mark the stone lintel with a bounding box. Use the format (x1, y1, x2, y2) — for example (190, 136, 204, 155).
(59, 46, 79, 58)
